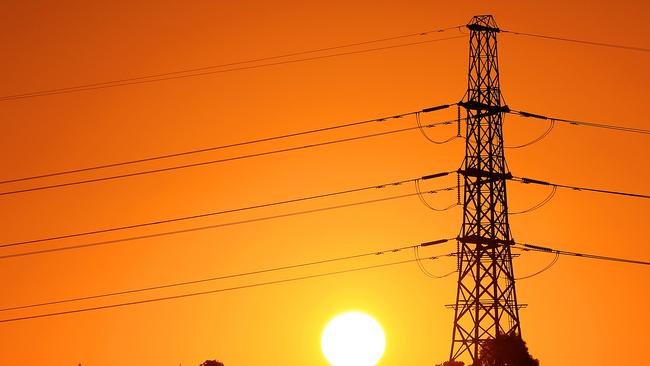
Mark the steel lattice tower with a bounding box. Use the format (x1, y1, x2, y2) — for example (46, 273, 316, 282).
(448, 15, 523, 364)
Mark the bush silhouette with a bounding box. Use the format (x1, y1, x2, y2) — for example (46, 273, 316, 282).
(475, 334, 539, 366)
(200, 360, 224, 366)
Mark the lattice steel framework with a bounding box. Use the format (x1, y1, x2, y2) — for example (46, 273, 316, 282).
(448, 15, 522, 364)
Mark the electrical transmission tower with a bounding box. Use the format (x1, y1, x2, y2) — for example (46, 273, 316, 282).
(448, 15, 523, 364)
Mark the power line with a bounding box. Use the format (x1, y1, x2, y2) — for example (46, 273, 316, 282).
(501, 29, 650, 53)
(514, 242, 650, 266)
(0, 119, 456, 197)
(515, 252, 560, 280)
(414, 245, 457, 279)
(0, 186, 458, 260)
(509, 186, 557, 215)
(0, 105, 453, 185)
(510, 175, 650, 199)
(0, 238, 453, 312)
(414, 179, 460, 212)
(1, 171, 454, 249)
(0, 252, 456, 324)
(0, 33, 465, 102)
(416, 111, 461, 144)
(509, 109, 650, 135)
(504, 119, 555, 149)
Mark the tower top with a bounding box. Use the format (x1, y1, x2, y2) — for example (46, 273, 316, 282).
(467, 15, 500, 32)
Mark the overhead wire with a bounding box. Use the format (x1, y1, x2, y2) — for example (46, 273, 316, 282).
(0, 32, 466, 102)
(414, 179, 459, 211)
(0, 171, 454, 249)
(514, 242, 650, 266)
(0, 105, 453, 187)
(0, 253, 456, 324)
(509, 109, 650, 135)
(510, 176, 650, 199)
(415, 111, 460, 144)
(509, 186, 557, 215)
(504, 119, 555, 149)
(515, 252, 560, 280)
(501, 29, 650, 53)
(0, 105, 452, 186)
(413, 246, 457, 278)
(0, 186, 458, 260)
(0, 118, 456, 197)
(0, 238, 454, 313)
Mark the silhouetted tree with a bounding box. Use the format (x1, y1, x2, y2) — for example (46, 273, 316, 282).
(200, 360, 224, 366)
(475, 334, 538, 366)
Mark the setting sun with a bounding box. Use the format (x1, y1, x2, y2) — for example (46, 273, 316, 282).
(321, 311, 386, 366)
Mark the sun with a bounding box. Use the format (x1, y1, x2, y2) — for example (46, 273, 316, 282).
(321, 311, 386, 366)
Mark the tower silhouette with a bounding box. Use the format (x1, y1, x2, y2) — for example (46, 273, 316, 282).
(448, 15, 523, 363)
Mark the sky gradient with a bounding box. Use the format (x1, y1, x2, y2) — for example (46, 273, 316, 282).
(0, 1, 648, 365)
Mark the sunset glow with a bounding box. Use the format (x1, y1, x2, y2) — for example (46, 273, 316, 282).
(0, 2, 648, 366)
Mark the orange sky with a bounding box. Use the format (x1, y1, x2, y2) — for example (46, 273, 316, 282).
(0, 1, 648, 365)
